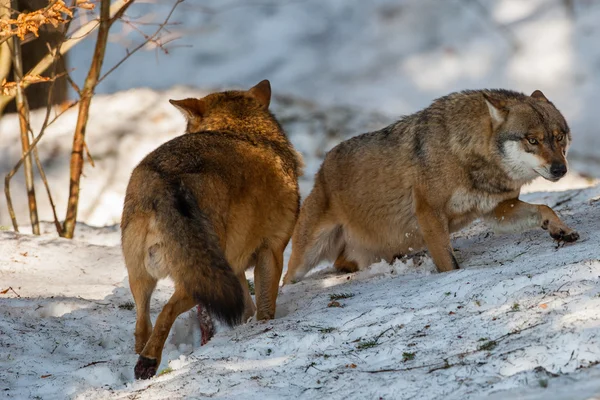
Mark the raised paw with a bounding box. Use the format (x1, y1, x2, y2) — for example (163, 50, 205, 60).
(551, 229, 580, 243)
(541, 219, 579, 243)
(134, 355, 158, 380)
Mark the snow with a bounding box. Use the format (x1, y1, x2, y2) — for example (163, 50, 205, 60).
(1, 0, 600, 398)
(2, 184, 600, 399)
(0, 90, 599, 399)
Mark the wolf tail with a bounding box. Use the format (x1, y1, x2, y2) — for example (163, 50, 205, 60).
(152, 178, 244, 326)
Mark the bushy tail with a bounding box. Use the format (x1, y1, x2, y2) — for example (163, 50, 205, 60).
(153, 178, 244, 326)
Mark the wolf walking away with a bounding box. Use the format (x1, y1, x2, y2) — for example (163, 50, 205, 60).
(284, 89, 578, 284)
(121, 80, 302, 379)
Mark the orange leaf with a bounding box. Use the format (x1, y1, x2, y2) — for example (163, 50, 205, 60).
(0, 288, 9, 294)
(539, 303, 548, 309)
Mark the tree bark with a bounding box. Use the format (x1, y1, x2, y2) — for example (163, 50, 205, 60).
(11, 0, 39, 234)
(62, 0, 111, 238)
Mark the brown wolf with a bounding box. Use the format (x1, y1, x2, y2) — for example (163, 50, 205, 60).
(121, 80, 302, 379)
(284, 89, 578, 284)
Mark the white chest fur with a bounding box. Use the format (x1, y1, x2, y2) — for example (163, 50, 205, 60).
(448, 188, 502, 215)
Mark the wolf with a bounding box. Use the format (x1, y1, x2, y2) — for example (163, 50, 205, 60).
(121, 80, 302, 379)
(284, 89, 578, 284)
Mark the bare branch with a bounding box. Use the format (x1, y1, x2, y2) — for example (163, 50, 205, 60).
(98, 0, 183, 84)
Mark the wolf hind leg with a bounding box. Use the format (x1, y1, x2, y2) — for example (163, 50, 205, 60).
(135, 285, 196, 379)
(254, 243, 286, 320)
(122, 216, 158, 354)
(237, 271, 256, 322)
(333, 245, 359, 274)
(129, 270, 157, 354)
(284, 223, 344, 284)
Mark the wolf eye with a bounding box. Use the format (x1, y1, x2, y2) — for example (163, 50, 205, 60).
(556, 134, 564, 142)
(527, 138, 538, 145)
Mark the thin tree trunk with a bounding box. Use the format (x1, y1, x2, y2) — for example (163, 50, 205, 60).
(11, 0, 39, 234)
(62, 0, 111, 238)
(0, 0, 10, 87)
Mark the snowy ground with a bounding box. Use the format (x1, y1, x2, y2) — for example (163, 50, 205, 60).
(1, 183, 600, 399)
(1, 0, 600, 397)
(0, 88, 599, 400)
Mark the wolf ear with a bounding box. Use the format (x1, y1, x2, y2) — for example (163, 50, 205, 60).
(530, 90, 549, 103)
(169, 98, 206, 132)
(169, 98, 206, 119)
(248, 79, 271, 109)
(482, 92, 507, 128)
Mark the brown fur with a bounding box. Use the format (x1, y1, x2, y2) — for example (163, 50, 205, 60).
(121, 80, 302, 379)
(284, 89, 578, 283)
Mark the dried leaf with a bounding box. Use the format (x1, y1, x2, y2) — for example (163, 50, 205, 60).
(1, 74, 52, 96)
(76, 1, 95, 10)
(1, 0, 73, 40)
(0, 288, 9, 294)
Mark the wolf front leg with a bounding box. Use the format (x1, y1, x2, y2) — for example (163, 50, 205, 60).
(413, 188, 459, 272)
(485, 198, 579, 242)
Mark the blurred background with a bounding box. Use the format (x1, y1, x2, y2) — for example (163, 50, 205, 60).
(0, 0, 599, 229)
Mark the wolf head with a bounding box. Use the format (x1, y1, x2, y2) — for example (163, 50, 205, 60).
(484, 90, 571, 183)
(169, 80, 272, 133)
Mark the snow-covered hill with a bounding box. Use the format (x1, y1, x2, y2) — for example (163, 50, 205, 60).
(1, 85, 599, 400)
(1, 185, 600, 399)
(1, 0, 600, 397)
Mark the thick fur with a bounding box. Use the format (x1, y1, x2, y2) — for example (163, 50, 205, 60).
(122, 80, 302, 379)
(285, 89, 578, 283)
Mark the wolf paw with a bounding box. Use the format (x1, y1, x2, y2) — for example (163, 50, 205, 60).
(542, 219, 579, 243)
(549, 228, 580, 243)
(134, 355, 158, 380)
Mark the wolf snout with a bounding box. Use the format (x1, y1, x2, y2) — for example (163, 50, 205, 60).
(550, 162, 567, 179)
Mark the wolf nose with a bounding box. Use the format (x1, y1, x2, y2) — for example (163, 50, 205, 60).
(550, 163, 567, 178)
